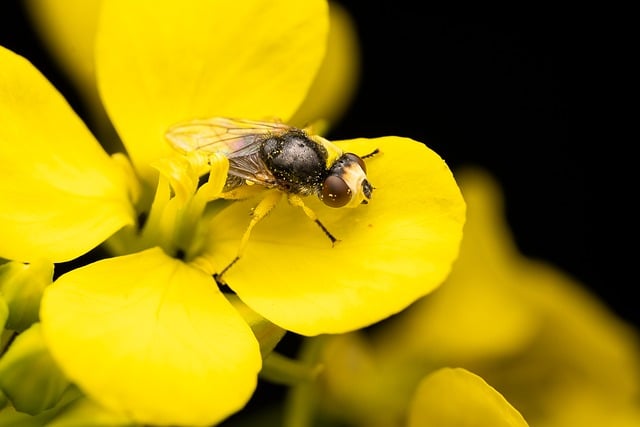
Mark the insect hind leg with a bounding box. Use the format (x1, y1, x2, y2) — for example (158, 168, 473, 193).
(214, 190, 284, 283)
(287, 194, 338, 245)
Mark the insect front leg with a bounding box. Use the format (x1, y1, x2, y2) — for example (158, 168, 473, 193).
(287, 194, 339, 246)
(214, 190, 283, 284)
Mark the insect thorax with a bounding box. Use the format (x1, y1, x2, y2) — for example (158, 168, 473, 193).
(260, 131, 329, 195)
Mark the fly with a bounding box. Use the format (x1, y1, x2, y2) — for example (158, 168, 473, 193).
(165, 117, 378, 281)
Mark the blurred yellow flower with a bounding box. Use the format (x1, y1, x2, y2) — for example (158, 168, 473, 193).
(302, 167, 640, 427)
(407, 368, 529, 427)
(1, 1, 465, 425)
(24, 0, 361, 146)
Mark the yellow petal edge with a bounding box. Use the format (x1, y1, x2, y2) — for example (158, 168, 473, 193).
(206, 137, 466, 335)
(96, 0, 329, 182)
(0, 45, 134, 262)
(408, 368, 530, 427)
(40, 247, 262, 426)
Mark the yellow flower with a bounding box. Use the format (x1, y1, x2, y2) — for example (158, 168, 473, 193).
(24, 0, 361, 150)
(1, 1, 465, 425)
(303, 167, 640, 427)
(407, 368, 529, 427)
(24, 0, 109, 143)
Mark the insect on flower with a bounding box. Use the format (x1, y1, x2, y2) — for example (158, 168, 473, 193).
(165, 117, 378, 280)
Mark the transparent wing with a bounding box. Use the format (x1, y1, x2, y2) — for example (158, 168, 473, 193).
(226, 151, 277, 189)
(165, 117, 292, 159)
(166, 117, 293, 188)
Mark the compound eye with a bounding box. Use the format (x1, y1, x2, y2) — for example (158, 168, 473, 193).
(322, 175, 352, 207)
(345, 153, 367, 172)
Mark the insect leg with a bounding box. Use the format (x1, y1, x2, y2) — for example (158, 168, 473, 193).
(215, 190, 284, 283)
(287, 194, 338, 245)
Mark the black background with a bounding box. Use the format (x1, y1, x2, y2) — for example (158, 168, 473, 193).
(0, 4, 633, 336)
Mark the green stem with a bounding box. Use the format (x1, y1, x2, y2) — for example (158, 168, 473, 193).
(260, 351, 323, 386)
(282, 336, 328, 427)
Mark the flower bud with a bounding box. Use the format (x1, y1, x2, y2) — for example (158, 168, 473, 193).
(0, 323, 71, 414)
(0, 261, 53, 331)
(0, 297, 8, 331)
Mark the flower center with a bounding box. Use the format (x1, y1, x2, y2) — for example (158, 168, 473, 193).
(104, 151, 229, 263)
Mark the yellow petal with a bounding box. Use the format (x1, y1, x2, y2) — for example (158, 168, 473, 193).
(315, 332, 408, 426)
(0, 46, 134, 263)
(96, 0, 329, 182)
(40, 247, 262, 426)
(487, 246, 640, 425)
(205, 137, 465, 335)
(24, 0, 120, 150)
(24, 0, 100, 111)
(372, 168, 541, 362)
(290, 1, 360, 129)
(376, 167, 640, 425)
(420, 168, 640, 395)
(408, 368, 529, 427)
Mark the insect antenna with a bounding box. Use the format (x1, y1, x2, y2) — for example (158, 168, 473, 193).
(362, 148, 380, 159)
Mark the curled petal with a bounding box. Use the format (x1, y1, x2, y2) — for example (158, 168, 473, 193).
(205, 137, 466, 335)
(40, 247, 262, 426)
